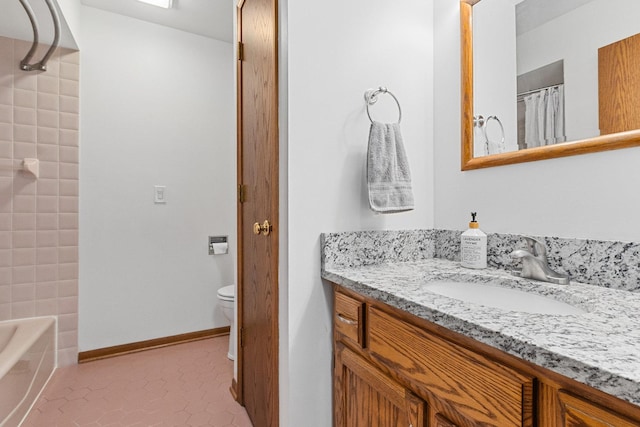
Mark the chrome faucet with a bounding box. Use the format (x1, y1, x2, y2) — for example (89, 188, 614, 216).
(510, 237, 570, 285)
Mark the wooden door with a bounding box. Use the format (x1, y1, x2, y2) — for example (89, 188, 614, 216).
(598, 32, 640, 135)
(334, 343, 426, 427)
(237, 0, 279, 426)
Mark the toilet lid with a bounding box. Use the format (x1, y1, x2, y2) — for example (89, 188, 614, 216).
(217, 285, 235, 300)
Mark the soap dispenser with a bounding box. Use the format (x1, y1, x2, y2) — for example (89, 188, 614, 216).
(461, 212, 487, 269)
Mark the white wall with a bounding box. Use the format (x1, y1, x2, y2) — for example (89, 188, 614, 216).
(517, 0, 640, 141)
(434, 0, 640, 243)
(473, 0, 518, 155)
(79, 7, 235, 351)
(284, 0, 434, 425)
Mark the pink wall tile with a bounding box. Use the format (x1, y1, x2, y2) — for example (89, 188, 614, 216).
(39, 161, 59, 179)
(37, 195, 58, 213)
(13, 265, 35, 283)
(58, 279, 77, 297)
(0, 123, 12, 141)
(0, 268, 10, 286)
(0, 304, 10, 320)
(13, 195, 36, 213)
(0, 36, 79, 365)
(37, 92, 59, 111)
(12, 231, 35, 248)
(58, 247, 77, 264)
(36, 230, 58, 247)
(58, 313, 77, 332)
(59, 80, 79, 98)
(12, 300, 35, 318)
(58, 230, 77, 247)
(13, 89, 36, 108)
(58, 296, 77, 315)
(59, 163, 77, 180)
(0, 105, 11, 123)
(14, 141, 37, 158)
(0, 232, 10, 249)
(36, 281, 57, 299)
(37, 247, 58, 264)
(37, 178, 58, 195)
(14, 108, 36, 125)
(12, 283, 35, 301)
(36, 264, 57, 282)
(38, 75, 59, 95)
(59, 146, 78, 163)
(36, 213, 57, 229)
(0, 250, 10, 267)
(0, 284, 9, 303)
(59, 197, 77, 213)
(38, 109, 59, 128)
(0, 142, 11, 159)
(59, 180, 77, 197)
(12, 248, 36, 266)
(60, 96, 79, 114)
(13, 175, 36, 194)
(59, 263, 77, 280)
(13, 213, 36, 230)
(36, 298, 57, 316)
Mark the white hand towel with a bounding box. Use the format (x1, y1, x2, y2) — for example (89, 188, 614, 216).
(367, 121, 414, 213)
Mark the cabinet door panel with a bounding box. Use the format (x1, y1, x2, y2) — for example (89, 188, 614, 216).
(558, 391, 639, 427)
(335, 343, 425, 427)
(368, 307, 534, 427)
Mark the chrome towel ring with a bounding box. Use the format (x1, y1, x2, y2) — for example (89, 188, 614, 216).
(364, 87, 402, 124)
(474, 115, 505, 148)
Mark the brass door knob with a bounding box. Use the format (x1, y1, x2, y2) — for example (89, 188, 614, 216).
(253, 220, 272, 236)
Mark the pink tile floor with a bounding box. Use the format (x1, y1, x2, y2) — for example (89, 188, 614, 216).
(22, 336, 253, 427)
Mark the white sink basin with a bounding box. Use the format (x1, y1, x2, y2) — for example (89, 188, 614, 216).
(425, 281, 586, 315)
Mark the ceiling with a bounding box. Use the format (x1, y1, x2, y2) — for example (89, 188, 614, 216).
(0, 0, 234, 50)
(80, 0, 234, 43)
(516, 0, 597, 35)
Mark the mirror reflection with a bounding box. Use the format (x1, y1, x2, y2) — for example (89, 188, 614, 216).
(472, 0, 640, 158)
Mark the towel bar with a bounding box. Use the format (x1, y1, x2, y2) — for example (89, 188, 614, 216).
(364, 87, 402, 124)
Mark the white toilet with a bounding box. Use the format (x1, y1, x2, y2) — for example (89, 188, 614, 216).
(217, 285, 235, 360)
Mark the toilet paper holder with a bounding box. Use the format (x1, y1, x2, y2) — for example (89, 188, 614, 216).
(209, 236, 229, 255)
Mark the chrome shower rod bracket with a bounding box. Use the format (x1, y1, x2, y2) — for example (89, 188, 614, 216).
(18, 0, 61, 72)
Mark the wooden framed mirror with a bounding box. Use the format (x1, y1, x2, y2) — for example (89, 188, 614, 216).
(461, 0, 640, 170)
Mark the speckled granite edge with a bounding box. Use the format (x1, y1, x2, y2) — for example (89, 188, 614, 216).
(322, 229, 640, 292)
(320, 229, 435, 270)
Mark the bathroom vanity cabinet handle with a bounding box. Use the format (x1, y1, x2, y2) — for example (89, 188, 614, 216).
(336, 314, 357, 325)
(253, 220, 272, 236)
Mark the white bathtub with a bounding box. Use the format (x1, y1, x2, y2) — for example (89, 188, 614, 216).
(0, 317, 56, 427)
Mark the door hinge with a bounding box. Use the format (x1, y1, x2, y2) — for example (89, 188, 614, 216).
(238, 184, 247, 203)
(238, 42, 244, 61)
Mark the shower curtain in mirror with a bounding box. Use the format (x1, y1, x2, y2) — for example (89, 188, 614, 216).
(523, 85, 565, 148)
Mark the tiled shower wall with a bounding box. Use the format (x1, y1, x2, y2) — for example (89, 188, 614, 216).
(0, 36, 79, 366)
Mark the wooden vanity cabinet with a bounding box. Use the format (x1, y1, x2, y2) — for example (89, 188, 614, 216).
(332, 285, 640, 427)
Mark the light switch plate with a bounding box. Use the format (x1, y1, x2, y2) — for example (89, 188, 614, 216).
(154, 185, 166, 204)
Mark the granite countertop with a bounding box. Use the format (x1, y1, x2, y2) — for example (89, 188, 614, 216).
(322, 258, 640, 406)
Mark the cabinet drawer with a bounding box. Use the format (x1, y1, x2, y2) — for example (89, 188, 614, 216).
(368, 307, 534, 427)
(334, 292, 364, 346)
